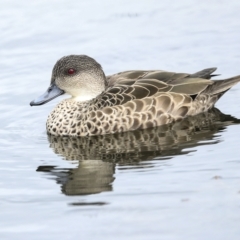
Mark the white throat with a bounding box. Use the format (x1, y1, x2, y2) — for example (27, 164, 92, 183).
(72, 94, 96, 102)
(69, 88, 100, 102)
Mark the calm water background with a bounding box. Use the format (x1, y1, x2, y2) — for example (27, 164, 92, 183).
(1, 0, 240, 239)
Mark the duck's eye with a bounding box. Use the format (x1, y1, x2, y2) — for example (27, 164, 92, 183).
(67, 68, 75, 75)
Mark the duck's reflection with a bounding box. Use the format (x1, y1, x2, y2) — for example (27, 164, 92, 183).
(37, 108, 240, 196)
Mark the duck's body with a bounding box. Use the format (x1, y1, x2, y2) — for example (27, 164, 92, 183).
(30, 55, 240, 136)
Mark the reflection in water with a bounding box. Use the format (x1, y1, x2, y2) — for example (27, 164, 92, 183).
(37, 108, 240, 196)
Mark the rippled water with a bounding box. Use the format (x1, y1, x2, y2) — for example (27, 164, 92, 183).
(1, 1, 240, 239)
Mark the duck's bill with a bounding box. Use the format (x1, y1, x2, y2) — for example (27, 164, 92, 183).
(30, 83, 65, 106)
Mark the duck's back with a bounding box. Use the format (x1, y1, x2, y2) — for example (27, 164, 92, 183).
(106, 68, 217, 86)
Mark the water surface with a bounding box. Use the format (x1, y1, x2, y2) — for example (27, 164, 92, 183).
(0, 1, 240, 239)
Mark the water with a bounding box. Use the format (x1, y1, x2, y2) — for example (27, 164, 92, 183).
(1, 1, 240, 239)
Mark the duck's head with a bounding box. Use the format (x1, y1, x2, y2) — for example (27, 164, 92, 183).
(30, 55, 107, 106)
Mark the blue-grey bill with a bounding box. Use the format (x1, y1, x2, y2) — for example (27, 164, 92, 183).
(30, 83, 65, 106)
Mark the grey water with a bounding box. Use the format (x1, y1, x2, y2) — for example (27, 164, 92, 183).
(1, 1, 240, 239)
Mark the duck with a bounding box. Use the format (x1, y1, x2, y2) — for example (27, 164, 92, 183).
(30, 55, 240, 136)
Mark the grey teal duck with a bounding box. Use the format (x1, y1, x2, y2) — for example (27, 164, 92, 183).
(30, 55, 240, 136)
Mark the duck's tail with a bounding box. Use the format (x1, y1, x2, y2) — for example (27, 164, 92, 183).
(203, 75, 240, 99)
(190, 67, 219, 79)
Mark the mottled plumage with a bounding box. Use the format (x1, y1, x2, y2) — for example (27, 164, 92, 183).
(30, 55, 240, 136)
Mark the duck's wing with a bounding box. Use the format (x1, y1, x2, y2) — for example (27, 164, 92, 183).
(106, 68, 217, 86)
(94, 76, 213, 109)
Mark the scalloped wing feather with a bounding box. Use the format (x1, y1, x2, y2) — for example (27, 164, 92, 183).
(95, 77, 213, 110)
